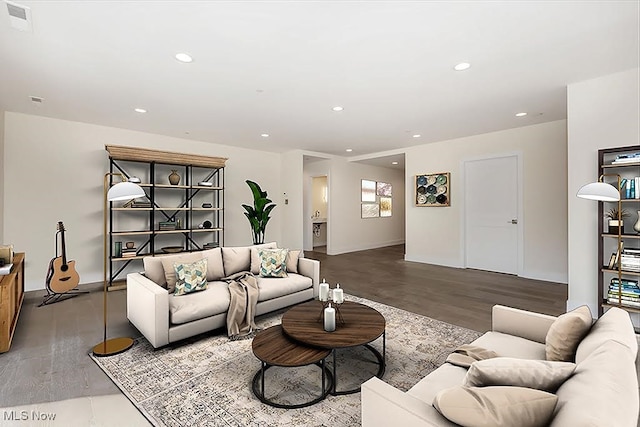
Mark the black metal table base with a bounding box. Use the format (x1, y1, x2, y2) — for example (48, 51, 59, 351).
(252, 360, 334, 409)
(332, 331, 386, 396)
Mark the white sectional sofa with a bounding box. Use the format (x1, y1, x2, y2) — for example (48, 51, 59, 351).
(362, 305, 639, 427)
(126, 242, 319, 348)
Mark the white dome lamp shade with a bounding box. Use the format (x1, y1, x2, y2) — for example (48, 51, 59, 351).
(107, 181, 146, 201)
(576, 181, 620, 202)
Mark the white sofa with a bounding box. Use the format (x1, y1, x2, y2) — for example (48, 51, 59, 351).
(126, 243, 319, 348)
(362, 305, 639, 427)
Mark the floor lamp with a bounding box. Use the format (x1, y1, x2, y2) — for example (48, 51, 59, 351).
(577, 173, 622, 306)
(93, 173, 146, 357)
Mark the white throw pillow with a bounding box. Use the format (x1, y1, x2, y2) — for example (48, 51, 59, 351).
(545, 305, 592, 362)
(433, 386, 558, 427)
(464, 357, 576, 392)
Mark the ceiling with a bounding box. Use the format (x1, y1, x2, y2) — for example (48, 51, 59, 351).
(1, 1, 638, 162)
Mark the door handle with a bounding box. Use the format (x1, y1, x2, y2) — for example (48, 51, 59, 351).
(510, 219, 518, 224)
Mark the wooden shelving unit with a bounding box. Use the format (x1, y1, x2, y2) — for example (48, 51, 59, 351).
(105, 145, 227, 290)
(0, 253, 25, 353)
(595, 146, 640, 317)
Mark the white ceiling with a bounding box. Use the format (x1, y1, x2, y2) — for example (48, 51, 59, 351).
(1, 1, 638, 161)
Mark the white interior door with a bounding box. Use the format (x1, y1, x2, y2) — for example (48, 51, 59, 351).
(464, 155, 519, 275)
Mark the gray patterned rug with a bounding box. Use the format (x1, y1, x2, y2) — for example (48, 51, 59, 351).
(90, 295, 481, 426)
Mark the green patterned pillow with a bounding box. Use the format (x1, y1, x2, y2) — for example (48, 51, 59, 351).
(173, 258, 208, 296)
(258, 248, 289, 278)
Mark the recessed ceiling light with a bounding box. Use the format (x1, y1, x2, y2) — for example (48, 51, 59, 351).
(134, 108, 147, 113)
(345, 148, 353, 152)
(454, 62, 471, 71)
(515, 112, 527, 117)
(175, 53, 193, 63)
(332, 106, 344, 112)
(412, 134, 421, 138)
(261, 133, 270, 138)
(392, 161, 399, 165)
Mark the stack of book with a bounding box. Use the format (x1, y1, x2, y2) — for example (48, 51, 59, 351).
(203, 242, 219, 249)
(612, 152, 640, 164)
(159, 221, 177, 231)
(121, 247, 138, 258)
(132, 200, 151, 208)
(608, 278, 640, 308)
(621, 248, 640, 272)
(123, 199, 151, 208)
(0, 263, 13, 275)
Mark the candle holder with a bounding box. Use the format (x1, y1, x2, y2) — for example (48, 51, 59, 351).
(317, 300, 345, 325)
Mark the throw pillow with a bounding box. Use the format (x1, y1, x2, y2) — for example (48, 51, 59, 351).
(173, 258, 208, 296)
(160, 252, 206, 293)
(258, 248, 289, 278)
(545, 305, 592, 362)
(285, 249, 303, 274)
(221, 246, 251, 277)
(464, 357, 576, 392)
(249, 242, 278, 274)
(433, 386, 558, 427)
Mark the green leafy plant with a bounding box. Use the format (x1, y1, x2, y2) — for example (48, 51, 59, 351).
(242, 180, 276, 244)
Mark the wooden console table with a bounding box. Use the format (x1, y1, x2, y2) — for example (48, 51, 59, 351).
(0, 252, 25, 353)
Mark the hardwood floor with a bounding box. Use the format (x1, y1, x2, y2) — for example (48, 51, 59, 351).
(0, 244, 567, 408)
(305, 244, 568, 332)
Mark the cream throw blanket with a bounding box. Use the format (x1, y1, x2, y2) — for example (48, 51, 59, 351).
(223, 271, 260, 340)
(445, 344, 498, 368)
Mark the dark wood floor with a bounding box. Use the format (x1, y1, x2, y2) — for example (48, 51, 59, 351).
(306, 244, 568, 332)
(0, 244, 567, 407)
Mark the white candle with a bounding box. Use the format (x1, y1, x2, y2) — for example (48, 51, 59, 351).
(333, 283, 344, 304)
(319, 280, 329, 302)
(324, 304, 336, 332)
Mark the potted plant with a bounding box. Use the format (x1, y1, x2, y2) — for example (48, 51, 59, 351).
(242, 180, 276, 244)
(605, 207, 630, 234)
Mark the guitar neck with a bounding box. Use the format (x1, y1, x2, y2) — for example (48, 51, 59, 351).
(58, 221, 68, 265)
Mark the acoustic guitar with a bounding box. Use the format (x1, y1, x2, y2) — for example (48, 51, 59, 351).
(46, 221, 80, 294)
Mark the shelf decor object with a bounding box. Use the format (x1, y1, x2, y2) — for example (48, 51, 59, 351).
(93, 173, 145, 357)
(168, 170, 180, 185)
(415, 172, 450, 207)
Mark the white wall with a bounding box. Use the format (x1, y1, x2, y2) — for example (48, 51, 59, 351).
(328, 158, 405, 254)
(279, 150, 305, 250)
(312, 176, 328, 218)
(567, 68, 640, 325)
(405, 120, 568, 283)
(4, 112, 283, 291)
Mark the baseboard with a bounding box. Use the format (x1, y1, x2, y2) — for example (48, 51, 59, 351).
(403, 254, 463, 269)
(519, 269, 567, 284)
(328, 239, 405, 255)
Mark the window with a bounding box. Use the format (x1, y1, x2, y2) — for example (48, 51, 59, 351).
(361, 180, 392, 218)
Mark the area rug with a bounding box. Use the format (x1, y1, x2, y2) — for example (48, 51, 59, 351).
(90, 295, 481, 426)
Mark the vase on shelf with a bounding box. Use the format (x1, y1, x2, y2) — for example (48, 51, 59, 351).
(168, 170, 180, 185)
(633, 211, 640, 234)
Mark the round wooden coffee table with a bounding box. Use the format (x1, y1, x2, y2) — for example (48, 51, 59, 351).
(251, 325, 333, 408)
(281, 300, 386, 395)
